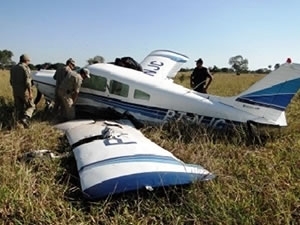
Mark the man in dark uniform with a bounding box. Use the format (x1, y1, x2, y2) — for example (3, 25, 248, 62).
(10, 54, 35, 128)
(57, 68, 90, 121)
(190, 58, 213, 93)
(53, 58, 76, 113)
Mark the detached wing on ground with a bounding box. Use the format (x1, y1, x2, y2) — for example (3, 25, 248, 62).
(55, 120, 214, 200)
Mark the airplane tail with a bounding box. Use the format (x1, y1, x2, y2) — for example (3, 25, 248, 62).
(231, 61, 300, 126)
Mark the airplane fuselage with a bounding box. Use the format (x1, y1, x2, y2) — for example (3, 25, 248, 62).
(33, 64, 262, 129)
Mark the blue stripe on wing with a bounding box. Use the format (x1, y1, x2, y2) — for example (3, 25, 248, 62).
(78, 154, 184, 173)
(84, 170, 212, 199)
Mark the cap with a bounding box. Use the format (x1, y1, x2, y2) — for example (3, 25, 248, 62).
(80, 68, 90, 78)
(66, 58, 76, 66)
(20, 54, 30, 62)
(195, 58, 203, 64)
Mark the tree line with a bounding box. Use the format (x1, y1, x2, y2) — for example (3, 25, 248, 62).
(0, 49, 280, 74)
(0, 49, 106, 71)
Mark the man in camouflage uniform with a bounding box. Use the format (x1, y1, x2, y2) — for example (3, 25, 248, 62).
(57, 68, 90, 121)
(10, 54, 35, 128)
(53, 58, 76, 113)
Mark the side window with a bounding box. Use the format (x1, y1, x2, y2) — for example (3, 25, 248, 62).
(134, 89, 150, 101)
(109, 80, 129, 97)
(82, 74, 107, 92)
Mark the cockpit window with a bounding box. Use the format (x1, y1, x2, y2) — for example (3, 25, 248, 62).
(82, 74, 107, 92)
(109, 80, 129, 97)
(134, 89, 150, 100)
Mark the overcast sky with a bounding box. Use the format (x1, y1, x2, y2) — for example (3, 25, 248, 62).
(1, 0, 299, 69)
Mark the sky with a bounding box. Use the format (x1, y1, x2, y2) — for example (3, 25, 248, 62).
(0, 0, 299, 70)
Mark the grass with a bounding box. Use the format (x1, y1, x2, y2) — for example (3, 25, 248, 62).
(0, 70, 299, 224)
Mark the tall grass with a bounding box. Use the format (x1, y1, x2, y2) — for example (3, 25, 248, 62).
(0, 70, 299, 224)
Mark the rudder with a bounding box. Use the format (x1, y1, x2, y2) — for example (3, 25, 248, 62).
(233, 62, 300, 126)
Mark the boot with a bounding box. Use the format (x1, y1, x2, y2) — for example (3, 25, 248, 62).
(20, 116, 30, 128)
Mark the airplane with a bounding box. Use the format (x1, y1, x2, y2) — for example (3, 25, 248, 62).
(31, 50, 300, 199)
(32, 50, 300, 132)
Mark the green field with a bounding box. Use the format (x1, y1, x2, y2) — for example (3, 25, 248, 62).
(0, 70, 299, 224)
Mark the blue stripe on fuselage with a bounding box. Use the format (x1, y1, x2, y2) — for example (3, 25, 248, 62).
(79, 92, 168, 120)
(79, 92, 240, 129)
(34, 80, 242, 129)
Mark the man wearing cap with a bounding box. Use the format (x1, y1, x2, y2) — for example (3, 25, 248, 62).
(10, 54, 35, 128)
(190, 58, 213, 94)
(53, 58, 76, 113)
(57, 68, 90, 121)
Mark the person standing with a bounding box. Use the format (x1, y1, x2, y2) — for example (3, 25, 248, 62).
(53, 58, 76, 113)
(10, 54, 35, 128)
(57, 68, 90, 121)
(190, 58, 213, 93)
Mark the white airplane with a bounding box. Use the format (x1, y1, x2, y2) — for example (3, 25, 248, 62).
(32, 50, 300, 199)
(32, 50, 300, 131)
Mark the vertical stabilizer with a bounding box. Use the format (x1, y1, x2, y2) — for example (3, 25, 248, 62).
(232, 62, 300, 125)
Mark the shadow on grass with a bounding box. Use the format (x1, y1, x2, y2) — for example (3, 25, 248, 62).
(0, 97, 58, 129)
(0, 96, 16, 129)
(143, 120, 280, 147)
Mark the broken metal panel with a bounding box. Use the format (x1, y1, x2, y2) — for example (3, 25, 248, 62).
(64, 120, 136, 146)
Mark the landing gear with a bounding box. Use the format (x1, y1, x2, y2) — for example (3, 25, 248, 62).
(246, 121, 263, 145)
(122, 111, 144, 129)
(34, 90, 43, 105)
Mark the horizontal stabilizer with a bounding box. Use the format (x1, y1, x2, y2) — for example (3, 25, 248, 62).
(140, 50, 189, 79)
